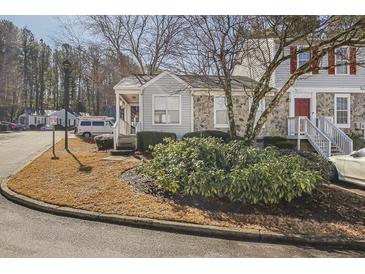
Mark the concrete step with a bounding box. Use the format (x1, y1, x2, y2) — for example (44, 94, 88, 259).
(111, 149, 134, 156)
(118, 134, 137, 150)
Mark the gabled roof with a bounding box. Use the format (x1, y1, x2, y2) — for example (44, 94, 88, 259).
(114, 74, 157, 89)
(114, 71, 257, 91)
(177, 75, 257, 90)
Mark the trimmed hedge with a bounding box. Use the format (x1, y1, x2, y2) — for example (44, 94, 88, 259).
(263, 136, 297, 150)
(94, 134, 113, 150)
(182, 130, 231, 143)
(137, 131, 177, 151)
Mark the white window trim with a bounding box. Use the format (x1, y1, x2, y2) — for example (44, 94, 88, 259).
(334, 94, 351, 128)
(213, 95, 229, 128)
(335, 46, 350, 75)
(296, 46, 312, 75)
(152, 94, 182, 126)
(248, 97, 266, 128)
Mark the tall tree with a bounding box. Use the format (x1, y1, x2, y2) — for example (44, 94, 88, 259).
(242, 16, 365, 144)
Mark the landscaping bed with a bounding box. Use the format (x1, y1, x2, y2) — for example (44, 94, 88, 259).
(7, 138, 365, 241)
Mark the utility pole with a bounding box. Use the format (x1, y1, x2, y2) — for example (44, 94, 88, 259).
(63, 59, 71, 151)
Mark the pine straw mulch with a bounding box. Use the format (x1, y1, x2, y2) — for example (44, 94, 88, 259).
(7, 138, 365, 240)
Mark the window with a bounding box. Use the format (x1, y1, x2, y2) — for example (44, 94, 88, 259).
(335, 47, 349, 75)
(214, 96, 228, 128)
(153, 95, 180, 125)
(80, 121, 91, 126)
(297, 47, 311, 68)
(248, 97, 266, 127)
(335, 94, 350, 128)
(92, 121, 105, 126)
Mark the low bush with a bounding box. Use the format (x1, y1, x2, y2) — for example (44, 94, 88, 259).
(136, 131, 177, 151)
(182, 130, 231, 143)
(280, 149, 336, 182)
(54, 124, 65, 131)
(139, 138, 322, 205)
(349, 132, 365, 151)
(94, 134, 113, 150)
(262, 136, 287, 145)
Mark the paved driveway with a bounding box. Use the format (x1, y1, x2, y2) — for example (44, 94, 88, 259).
(0, 131, 63, 178)
(0, 131, 364, 257)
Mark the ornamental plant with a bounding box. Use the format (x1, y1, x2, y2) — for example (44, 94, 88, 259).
(139, 137, 323, 205)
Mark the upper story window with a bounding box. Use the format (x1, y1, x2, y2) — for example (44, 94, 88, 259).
(153, 95, 180, 125)
(297, 47, 311, 68)
(214, 96, 229, 128)
(335, 47, 349, 75)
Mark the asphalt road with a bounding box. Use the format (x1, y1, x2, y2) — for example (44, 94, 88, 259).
(0, 131, 364, 257)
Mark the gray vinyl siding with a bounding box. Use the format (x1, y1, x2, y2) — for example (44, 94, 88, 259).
(275, 45, 365, 89)
(142, 73, 192, 138)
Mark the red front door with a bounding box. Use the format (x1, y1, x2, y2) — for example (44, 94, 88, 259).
(294, 98, 310, 118)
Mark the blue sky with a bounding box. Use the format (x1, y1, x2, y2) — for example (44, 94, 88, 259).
(0, 15, 68, 45)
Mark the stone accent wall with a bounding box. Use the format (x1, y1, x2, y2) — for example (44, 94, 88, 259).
(316, 93, 334, 118)
(193, 93, 289, 137)
(316, 92, 365, 134)
(193, 95, 215, 131)
(261, 94, 289, 137)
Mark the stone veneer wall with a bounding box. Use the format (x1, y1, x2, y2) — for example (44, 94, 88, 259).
(316, 92, 365, 134)
(193, 93, 289, 137)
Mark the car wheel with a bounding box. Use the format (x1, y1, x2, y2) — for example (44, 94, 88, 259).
(83, 132, 92, 138)
(329, 163, 339, 183)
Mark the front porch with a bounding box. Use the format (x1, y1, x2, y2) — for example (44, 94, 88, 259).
(113, 90, 142, 150)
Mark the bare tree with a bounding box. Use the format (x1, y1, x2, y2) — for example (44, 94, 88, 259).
(82, 15, 185, 75)
(178, 15, 251, 138)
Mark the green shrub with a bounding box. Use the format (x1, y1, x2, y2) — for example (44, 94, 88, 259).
(54, 124, 65, 131)
(263, 136, 287, 146)
(271, 140, 297, 150)
(349, 132, 365, 151)
(94, 134, 113, 150)
(136, 131, 177, 151)
(227, 148, 319, 204)
(182, 130, 231, 143)
(139, 138, 322, 205)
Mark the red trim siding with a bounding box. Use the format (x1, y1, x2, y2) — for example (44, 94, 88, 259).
(290, 46, 297, 74)
(328, 49, 335, 75)
(350, 47, 357, 75)
(311, 48, 319, 74)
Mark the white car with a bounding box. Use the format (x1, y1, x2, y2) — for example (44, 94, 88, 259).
(329, 148, 365, 187)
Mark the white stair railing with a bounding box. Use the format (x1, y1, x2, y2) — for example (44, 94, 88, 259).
(288, 116, 331, 158)
(317, 117, 353, 155)
(112, 119, 119, 150)
(304, 117, 331, 158)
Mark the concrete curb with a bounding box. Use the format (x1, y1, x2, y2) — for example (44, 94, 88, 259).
(1, 180, 365, 251)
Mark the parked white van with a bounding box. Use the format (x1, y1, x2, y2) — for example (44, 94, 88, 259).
(75, 116, 114, 138)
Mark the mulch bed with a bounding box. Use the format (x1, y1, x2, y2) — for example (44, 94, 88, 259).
(122, 167, 365, 236)
(8, 138, 365, 241)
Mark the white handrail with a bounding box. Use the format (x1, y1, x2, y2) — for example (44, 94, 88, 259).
(317, 117, 353, 155)
(135, 121, 142, 133)
(288, 116, 332, 158)
(112, 119, 119, 150)
(304, 117, 332, 158)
